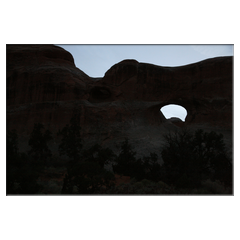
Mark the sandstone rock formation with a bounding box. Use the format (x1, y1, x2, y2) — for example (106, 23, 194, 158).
(7, 44, 233, 159)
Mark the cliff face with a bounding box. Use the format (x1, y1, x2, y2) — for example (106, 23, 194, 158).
(7, 44, 91, 105)
(6, 44, 233, 157)
(7, 44, 91, 136)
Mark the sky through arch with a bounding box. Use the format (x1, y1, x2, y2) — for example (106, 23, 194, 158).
(160, 104, 187, 122)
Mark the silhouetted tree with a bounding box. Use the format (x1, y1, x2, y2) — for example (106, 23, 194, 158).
(82, 144, 116, 168)
(61, 144, 116, 194)
(28, 123, 52, 165)
(7, 129, 42, 194)
(113, 139, 136, 175)
(58, 114, 82, 162)
(15, 153, 42, 194)
(59, 116, 116, 194)
(112, 139, 145, 180)
(142, 153, 162, 182)
(161, 129, 232, 189)
(7, 129, 19, 163)
(112, 139, 163, 182)
(62, 160, 115, 194)
(7, 129, 19, 193)
(193, 130, 232, 186)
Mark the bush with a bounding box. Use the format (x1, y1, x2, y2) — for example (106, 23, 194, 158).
(82, 144, 116, 168)
(28, 123, 52, 166)
(57, 114, 82, 162)
(112, 139, 163, 182)
(61, 160, 115, 194)
(61, 144, 116, 194)
(201, 179, 231, 194)
(7, 129, 43, 194)
(161, 129, 232, 189)
(112, 139, 139, 176)
(142, 153, 163, 182)
(105, 179, 175, 194)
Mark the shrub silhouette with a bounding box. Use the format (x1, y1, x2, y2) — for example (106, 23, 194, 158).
(112, 139, 162, 182)
(8, 119, 232, 194)
(28, 123, 52, 166)
(59, 116, 115, 194)
(142, 153, 162, 182)
(82, 144, 116, 168)
(61, 149, 116, 194)
(161, 129, 232, 189)
(7, 129, 43, 194)
(62, 160, 115, 194)
(112, 139, 143, 180)
(7, 129, 19, 163)
(7, 129, 20, 194)
(57, 114, 82, 162)
(13, 153, 42, 194)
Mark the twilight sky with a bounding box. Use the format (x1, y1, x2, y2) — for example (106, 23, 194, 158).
(57, 44, 233, 121)
(57, 44, 233, 78)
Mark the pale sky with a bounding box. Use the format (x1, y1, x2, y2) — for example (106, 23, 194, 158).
(161, 105, 188, 122)
(57, 44, 233, 121)
(57, 44, 233, 78)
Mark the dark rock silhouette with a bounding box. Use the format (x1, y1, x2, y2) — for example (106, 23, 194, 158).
(7, 44, 233, 158)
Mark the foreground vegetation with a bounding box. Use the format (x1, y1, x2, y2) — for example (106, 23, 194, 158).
(7, 114, 233, 195)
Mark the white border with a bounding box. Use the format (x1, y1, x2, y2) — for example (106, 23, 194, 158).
(1, 1, 239, 240)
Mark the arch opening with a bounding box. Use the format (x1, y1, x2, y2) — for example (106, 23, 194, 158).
(160, 104, 187, 122)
